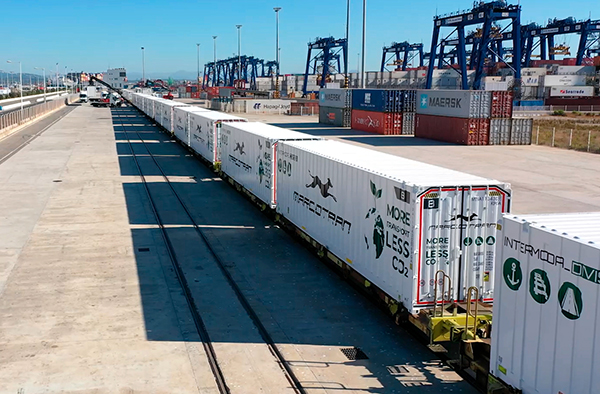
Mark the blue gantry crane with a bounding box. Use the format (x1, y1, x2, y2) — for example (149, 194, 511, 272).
(426, 1, 522, 90)
(380, 42, 424, 72)
(202, 56, 278, 90)
(302, 36, 348, 95)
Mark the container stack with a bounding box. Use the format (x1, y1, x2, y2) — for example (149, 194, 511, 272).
(318, 88, 352, 127)
(415, 90, 491, 145)
(489, 91, 513, 145)
(350, 89, 405, 135)
(401, 90, 416, 135)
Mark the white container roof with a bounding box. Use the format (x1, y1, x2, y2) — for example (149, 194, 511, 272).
(283, 139, 509, 189)
(225, 122, 316, 140)
(503, 212, 600, 247)
(191, 111, 246, 122)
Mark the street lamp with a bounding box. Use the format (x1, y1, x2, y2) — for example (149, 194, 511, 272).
(212, 36, 217, 87)
(236, 25, 242, 86)
(64, 66, 68, 93)
(273, 7, 281, 94)
(344, 0, 350, 88)
(34, 67, 46, 103)
(361, 0, 366, 89)
(196, 43, 200, 86)
(7, 60, 23, 119)
(141, 47, 145, 84)
(56, 63, 59, 93)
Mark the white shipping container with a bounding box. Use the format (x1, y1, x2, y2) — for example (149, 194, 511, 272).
(221, 123, 320, 207)
(550, 86, 594, 97)
(491, 213, 600, 394)
(189, 111, 246, 165)
(417, 90, 491, 118)
(156, 100, 190, 133)
(173, 106, 211, 147)
(244, 99, 295, 113)
(275, 140, 511, 313)
(543, 75, 587, 87)
(556, 65, 596, 76)
(489, 118, 511, 146)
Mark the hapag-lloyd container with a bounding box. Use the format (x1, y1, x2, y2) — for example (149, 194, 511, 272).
(351, 109, 402, 135)
(319, 106, 351, 127)
(491, 213, 600, 394)
(173, 106, 211, 147)
(319, 88, 352, 109)
(489, 118, 511, 145)
(188, 111, 246, 165)
(415, 114, 490, 145)
(275, 140, 511, 313)
(417, 90, 491, 119)
(221, 123, 320, 207)
(157, 100, 190, 133)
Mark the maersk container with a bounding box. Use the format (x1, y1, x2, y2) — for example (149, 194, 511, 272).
(318, 106, 351, 127)
(221, 123, 320, 207)
(417, 90, 491, 119)
(509, 118, 533, 145)
(489, 118, 511, 145)
(275, 140, 511, 313)
(157, 100, 190, 133)
(415, 114, 490, 145)
(491, 213, 600, 394)
(173, 106, 211, 147)
(319, 88, 352, 109)
(188, 111, 246, 165)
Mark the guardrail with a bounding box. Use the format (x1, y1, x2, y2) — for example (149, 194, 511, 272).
(0, 94, 79, 136)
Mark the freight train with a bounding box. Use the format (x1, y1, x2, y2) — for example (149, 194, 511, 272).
(123, 89, 599, 394)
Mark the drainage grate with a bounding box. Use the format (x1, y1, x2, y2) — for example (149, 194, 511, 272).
(138, 247, 150, 252)
(340, 347, 368, 360)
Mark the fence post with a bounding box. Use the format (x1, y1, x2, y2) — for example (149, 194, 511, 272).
(588, 131, 592, 152)
(536, 126, 540, 145)
(552, 127, 555, 147)
(569, 129, 573, 148)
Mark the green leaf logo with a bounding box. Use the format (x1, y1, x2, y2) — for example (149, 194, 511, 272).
(370, 180, 377, 196)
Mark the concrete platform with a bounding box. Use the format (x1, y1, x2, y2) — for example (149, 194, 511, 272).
(240, 113, 600, 214)
(0, 104, 477, 393)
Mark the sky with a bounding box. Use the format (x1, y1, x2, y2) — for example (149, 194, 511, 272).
(1, 0, 599, 79)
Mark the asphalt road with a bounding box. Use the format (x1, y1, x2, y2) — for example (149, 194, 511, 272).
(0, 104, 78, 163)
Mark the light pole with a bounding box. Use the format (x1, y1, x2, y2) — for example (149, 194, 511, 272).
(34, 67, 46, 103)
(273, 7, 281, 94)
(212, 36, 217, 87)
(7, 60, 23, 119)
(360, 0, 366, 89)
(196, 43, 200, 86)
(56, 63, 59, 93)
(344, 0, 350, 88)
(141, 47, 145, 84)
(64, 66, 68, 93)
(236, 25, 242, 86)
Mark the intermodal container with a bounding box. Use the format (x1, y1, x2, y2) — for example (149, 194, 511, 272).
(189, 111, 246, 165)
(489, 118, 511, 145)
(415, 114, 490, 145)
(173, 106, 211, 147)
(157, 100, 190, 134)
(491, 213, 600, 394)
(319, 106, 351, 127)
(402, 90, 417, 113)
(401, 112, 415, 135)
(491, 91, 513, 118)
(509, 118, 533, 145)
(417, 90, 491, 119)
(319, 88, 352, 109)
(275, 139, 511, 313)
(221, 122, 320, 207)
(351, 89, 404, 113)
(351, 109, 402, 135)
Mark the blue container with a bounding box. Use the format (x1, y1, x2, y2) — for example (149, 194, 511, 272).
(352, 89, 406, 112)
(515, 100, 544, 107)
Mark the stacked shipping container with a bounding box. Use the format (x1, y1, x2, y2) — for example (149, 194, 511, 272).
(489, 91, 514, 145)
(350, 89, 409, 135)
(318, 89, 352, 127)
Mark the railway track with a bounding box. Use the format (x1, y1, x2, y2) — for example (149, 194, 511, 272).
(113, 107, 305, 394)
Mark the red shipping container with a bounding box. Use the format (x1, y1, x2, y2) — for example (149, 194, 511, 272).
(491, 91, 513, 118)
(351, 109, 402, 135)
(415, 114, 490, 145)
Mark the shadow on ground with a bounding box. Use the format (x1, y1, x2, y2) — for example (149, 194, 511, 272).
(108, 106, 478, 394)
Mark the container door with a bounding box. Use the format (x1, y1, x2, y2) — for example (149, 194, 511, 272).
(459, 186, 510, 302)
(417, 187, 464, 307)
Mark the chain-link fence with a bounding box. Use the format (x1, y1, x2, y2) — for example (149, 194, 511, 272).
(533, 119, 600, 153)
(0, 94, 79, 135)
